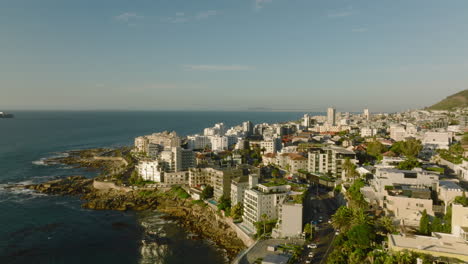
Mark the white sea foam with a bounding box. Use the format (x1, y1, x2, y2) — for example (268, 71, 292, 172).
(32, 151, 70, 166)
(32, 158, 47, 166)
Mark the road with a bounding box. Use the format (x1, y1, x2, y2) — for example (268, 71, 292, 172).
(299, 185, 340, 264)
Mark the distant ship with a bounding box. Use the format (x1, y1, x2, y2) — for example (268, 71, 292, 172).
(0, 112, 14, 118)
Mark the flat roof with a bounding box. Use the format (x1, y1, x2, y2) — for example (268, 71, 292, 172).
(389, 233, 468, 257)
(262, 254, 290, 264)
(440, 181, 463, 190)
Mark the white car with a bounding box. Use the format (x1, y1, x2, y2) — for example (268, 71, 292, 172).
(308, 243, 317, 249)
(308, 252, 315, 258)
(305, 260, 311, 264)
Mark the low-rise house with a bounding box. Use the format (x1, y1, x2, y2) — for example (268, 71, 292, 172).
(388, 232, 468, 262)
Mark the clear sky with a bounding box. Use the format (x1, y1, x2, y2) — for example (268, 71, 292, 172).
(1, 0, 467, 112)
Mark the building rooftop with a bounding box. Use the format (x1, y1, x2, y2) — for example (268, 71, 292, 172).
(262, 254, 290, 264)
(439, 181, 463, 191)
(389, 233, 468, 258)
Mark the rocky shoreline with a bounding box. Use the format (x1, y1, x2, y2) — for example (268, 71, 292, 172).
(22, 149, 246, 261)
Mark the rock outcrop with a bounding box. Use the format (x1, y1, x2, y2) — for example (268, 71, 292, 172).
(22, 176, 246, 261)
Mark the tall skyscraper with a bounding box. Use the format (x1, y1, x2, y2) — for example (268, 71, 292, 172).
(327, 107, 336, 126)
(302, 114, 311, 128)
(363, 108, 370, 120)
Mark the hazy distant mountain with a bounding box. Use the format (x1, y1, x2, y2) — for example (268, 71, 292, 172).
(427, 89, 468, 110)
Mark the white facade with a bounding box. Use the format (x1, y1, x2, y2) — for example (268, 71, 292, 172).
(363, 108, 370, 120)
(360, 127, 378, 137)
(210, 136, 229, 151)
(327, 107, 336, 126)
(243, 184, 290, 230)
(423, 132, 452, 150)
(390, 125, 407, 141)
(187, 135, 211, 150)
(137, 160, 162, 182)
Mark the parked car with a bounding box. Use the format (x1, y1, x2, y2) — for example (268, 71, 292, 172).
(307, 243, 317, 249)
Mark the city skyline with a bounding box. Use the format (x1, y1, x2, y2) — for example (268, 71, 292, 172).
(1, 0, 467, 112)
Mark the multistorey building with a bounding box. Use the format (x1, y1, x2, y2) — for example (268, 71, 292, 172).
(327, 107, 336, 126)
(243, 183, 291, 230)
(134, 131, 181, 153)
(307, 146, 357, 177)
(189, 167, 246, 199)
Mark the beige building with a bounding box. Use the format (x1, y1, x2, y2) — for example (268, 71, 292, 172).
(452, 203, 468, 240)
(164, 171, 189, 185)
(189, 167, 245, 200)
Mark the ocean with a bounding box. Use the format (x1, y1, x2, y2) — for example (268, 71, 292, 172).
(0, 111, 306, 264)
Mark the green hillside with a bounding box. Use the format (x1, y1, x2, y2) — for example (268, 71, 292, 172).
(428, 89, 468, 110)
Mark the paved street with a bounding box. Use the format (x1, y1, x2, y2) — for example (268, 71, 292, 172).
(299, 185, 340, 264)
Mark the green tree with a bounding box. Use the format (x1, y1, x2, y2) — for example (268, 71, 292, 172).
(377, 216, 396, 234)
(231, 202, 243, 220)
(367, 141, 386, 159)
(331, 206, 354, 232)
(303, 223, 312, 239)
(419, 209, 431, 235)
(401, 138, 422, 157)
(217, 195, 231, 212)
(347, 224, 375, 249)
(397, 157, 421, 170)
(261, 213, 268, 235)
(200, 185, 214, 200)
(343, 158, 358, 179)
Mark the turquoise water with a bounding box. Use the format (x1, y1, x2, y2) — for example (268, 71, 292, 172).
(0, 111, 306, 264)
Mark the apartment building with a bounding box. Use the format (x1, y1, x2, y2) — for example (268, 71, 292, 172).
(307, 146, 356, 177)
(189, 167, 245, 199)
(272, 199, 303, 238)
(243, 184, 291, 230)
(136, 160, 162, 182)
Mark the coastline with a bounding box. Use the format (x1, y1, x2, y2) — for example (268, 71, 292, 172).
(19, 148, 247, 262)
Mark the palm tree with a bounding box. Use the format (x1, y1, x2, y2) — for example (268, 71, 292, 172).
(378, 216, 396, 234)
(261, 213, 268, 235)
(351, 208, 372, 226)
(331, 206, 353, 232)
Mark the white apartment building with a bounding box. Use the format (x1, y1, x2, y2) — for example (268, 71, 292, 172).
(187, 135, 211, 150)
(273, 200, 303, 238)
(423, 132, 453, 150)
(243, 184, 291, 230)
(210, 135, 229, 151)
(307, 146, 357, 177)
(137, 160, 163, 182)
(158, 147, 195, 172)
(134, 131, 181, 153)
(363, 108, 370, 120)
(360, 127, 378, 138)
(389, 125, 407, 142)
(204, 123, 225, 136)
(231, 175, 258, 205)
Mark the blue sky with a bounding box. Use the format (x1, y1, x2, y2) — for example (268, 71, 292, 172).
(1, 0, 467, 112)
